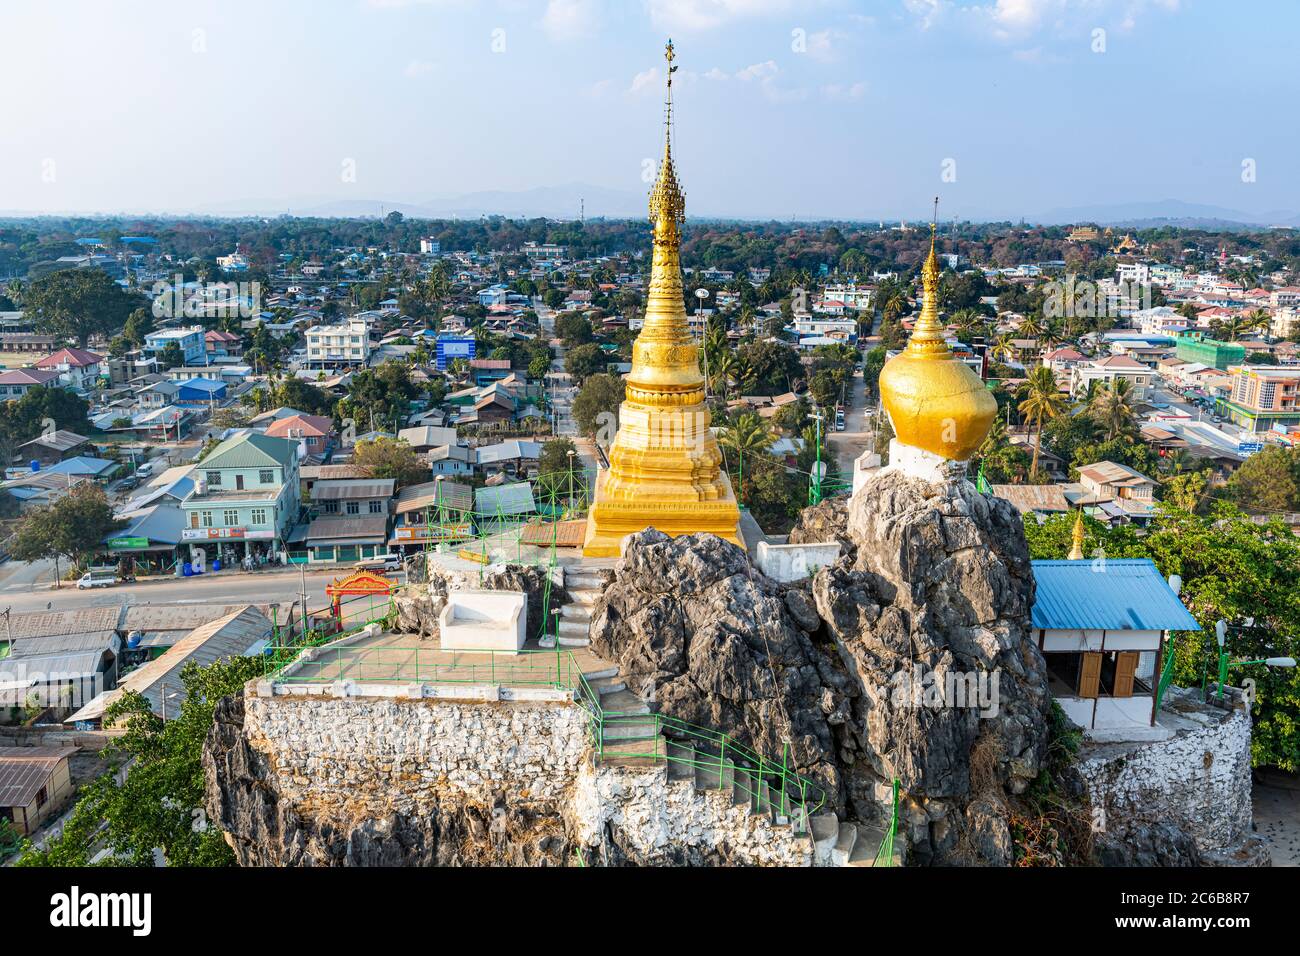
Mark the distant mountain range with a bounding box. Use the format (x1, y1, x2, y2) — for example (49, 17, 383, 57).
(3, 190, 1297, 230)
(1029, 199, 1300, 231)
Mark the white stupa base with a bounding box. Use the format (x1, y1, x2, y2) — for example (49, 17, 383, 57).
(884, 439, 969, 483)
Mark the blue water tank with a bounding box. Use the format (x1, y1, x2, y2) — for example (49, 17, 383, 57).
(183, 562, 193, 576)
(126, 631, 142, 650)
(30, 460, 39, 472)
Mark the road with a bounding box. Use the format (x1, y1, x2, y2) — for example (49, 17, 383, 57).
(0, 565, 343, 616)
(826, 369, 875, 480)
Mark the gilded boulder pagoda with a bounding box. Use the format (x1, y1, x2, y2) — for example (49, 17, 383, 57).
(583, 41, 742, 557)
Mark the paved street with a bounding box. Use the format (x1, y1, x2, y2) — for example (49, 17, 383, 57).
(827, 369, 875, 480)
(0, 564, 342, 616)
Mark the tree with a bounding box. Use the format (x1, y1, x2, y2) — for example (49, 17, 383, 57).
(24, 268, 141, 347)
(565, 343, 607, 384)
(572, 373, 625, 439)
(537, 437, 577, 480)
(16, 655, 263, 867)
(1018, 366, 1067, 478)
(9, 484, 124, 586)
(158, 341, 184, 370)
(555, 312, 594, 346)
(0, 385, 91, 462)
(527, 353, 552, 381)
(341, 361, 420, 432)
(1089, 378, 1139, 440)
(122, 307, 154, 348)
(1226, 446, 1300, 514)
(353, 437, 428, 488)
(719, 411, 776, 503)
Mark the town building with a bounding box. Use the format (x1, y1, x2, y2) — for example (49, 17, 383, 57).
(34, 347, 104, 391)
(144, 326, 207, 366)
(1069, 356, 1155, 400)
(305, 319, 370, 366)
(1222, 365, 1300, 433)
(0, 747, 77, 836)
(1174, 331, 1246, 370)
(180, 432, 301, 565)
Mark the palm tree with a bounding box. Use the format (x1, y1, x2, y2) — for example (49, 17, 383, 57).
(712, 351, 738, 402)
(1018, 365, 1068, 478)
(991, 332, 1018, 364)
(719, 411, 775, 502)
(1089, 377, 1138, 440)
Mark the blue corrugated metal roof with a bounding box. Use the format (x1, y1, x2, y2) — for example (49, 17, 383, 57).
(1030, 559, 1201, 632)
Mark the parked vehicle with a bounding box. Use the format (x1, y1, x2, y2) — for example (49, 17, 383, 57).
(353, 553, 404, 573)
(76, 569, 118, 589)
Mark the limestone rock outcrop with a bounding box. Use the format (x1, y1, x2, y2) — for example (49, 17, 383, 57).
(591, 469, 1057, 864)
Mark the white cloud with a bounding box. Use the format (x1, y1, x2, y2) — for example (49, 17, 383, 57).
(805, 28, 846, 62)
(644, 0, 807, 32)
(629, 66, 661, 94)
(540, 0, 600, 40)
(903, 0, 1180, 41)
(821, 81, 867, 101)
(403, 59, 435, 78)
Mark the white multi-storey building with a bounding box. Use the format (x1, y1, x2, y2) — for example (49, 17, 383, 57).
(305, 319, 370, 366)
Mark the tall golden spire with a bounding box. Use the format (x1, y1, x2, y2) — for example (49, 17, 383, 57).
(583, 41, 740, 557)
(1068, 509, 1086, 560)
(907, 198, 948, 352)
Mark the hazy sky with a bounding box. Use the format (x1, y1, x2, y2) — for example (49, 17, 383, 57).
(3, 0, 1296, 220)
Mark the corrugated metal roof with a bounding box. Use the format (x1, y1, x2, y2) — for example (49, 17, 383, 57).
(67, 607, 272, 723)
(200, 432, 296, 470)
(7, 606, 121, 641)
(474, 482, 536, 516)
(394, 480, 474, 514)
(1030, 559, 1201, 631)
(0, 747, 76, 807)
(312, 478, 395, 500)
(9, 630, 118, 658)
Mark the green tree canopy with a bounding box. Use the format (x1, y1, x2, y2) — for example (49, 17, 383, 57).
(24, 268, 142, 347)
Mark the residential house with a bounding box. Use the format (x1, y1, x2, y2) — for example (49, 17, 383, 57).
(34, 347, 104, 391)
(265, 413, 336, 460)
(144, 326, 206, 366)
(17, 430, 89, 466)
(0, 747, 77, 835)
(1076, 460, 1158, 524)
(0, 367, 59, 399)
(304, 319, 370, 366)
(389, 480, 474, 551)
(1069, 356, 1154, 400)
(205, 329, 243, 360)
(1222, 365, 1300, 433)
(180, 432, 301, 563)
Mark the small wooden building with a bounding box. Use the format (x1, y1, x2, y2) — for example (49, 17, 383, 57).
(0, 746, 77, 836)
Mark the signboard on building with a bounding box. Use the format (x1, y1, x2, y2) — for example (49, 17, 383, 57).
(108, 536, 150, 550)
(1238, 442, 1264, 454)
(181, 527, 276, 541)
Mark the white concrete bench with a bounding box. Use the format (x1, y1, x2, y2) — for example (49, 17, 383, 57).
(438, 590, 528, 653)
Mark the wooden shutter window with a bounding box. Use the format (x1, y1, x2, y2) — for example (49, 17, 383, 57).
(1078, 652, 1102, 699)
(1114, 652, 1139, 698)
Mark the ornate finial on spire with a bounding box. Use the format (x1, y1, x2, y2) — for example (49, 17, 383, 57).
(649, 40, 686, 228)
(906, 196, 947, 352)
(1068, 509, 1086, 560)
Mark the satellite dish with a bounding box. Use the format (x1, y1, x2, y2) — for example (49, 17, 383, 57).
(1215, 620, 1227, 648)
(694, 288, 709, 300)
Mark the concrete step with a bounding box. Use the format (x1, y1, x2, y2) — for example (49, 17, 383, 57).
(582, 666, 618, 682)
(846, 824, 888, 867)
(557, 619, 589, 637)
(601, 717, 659, 742)
(810, 813, 839, 848)
(557, 635, 590, 648)
(601, 735, 663, 765)
(590, 676, 626, 696)
(666, 739, 695, 780)
(560, 603, 591, 622)
(732, 766, 756, 808)
(568, 589, 602, 606)
(599, 689, 650, 715)
(695, 755, 723, 791)
(565, 573, 605, 590)
(830, 821, 858, 867)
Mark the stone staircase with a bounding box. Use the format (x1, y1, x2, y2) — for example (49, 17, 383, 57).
(559, 565, 900, 867)
(556, 568, 604, 648)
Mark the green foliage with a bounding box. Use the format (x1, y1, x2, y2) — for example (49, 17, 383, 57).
(16, 655, 265, 867)
(564, 342, 606, 384)
(1226, 445, 1300, 514)
(9, 484, 124, 578)
(0, 385, 91, 459)
(340, 360, 421, 431)
(353, 437, 428, 488)
(572, 372, 624, 438)
(23, 267, 142, 347)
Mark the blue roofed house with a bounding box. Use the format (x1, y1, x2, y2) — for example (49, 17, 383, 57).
(175, 378, 227, 404)
(1031, 555, 1200, 741)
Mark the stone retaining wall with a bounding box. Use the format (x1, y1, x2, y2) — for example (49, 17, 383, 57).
(1077, 687, 1254, 856)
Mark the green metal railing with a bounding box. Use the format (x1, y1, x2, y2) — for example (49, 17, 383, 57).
(873, 778, 900, 867)
(1154, 637, 1178, 713)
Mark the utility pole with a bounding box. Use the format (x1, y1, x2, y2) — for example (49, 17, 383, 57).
(810, 411, 824, 506)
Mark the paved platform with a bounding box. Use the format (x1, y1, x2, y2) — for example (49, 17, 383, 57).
(274, 629, 616, 691)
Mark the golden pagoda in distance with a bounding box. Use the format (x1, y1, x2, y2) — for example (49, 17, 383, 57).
(583, 40, 742, 557)
(878, 203, 998, 476)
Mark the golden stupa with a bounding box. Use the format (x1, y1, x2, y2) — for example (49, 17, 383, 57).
(583, 41, 742, 557)
(878, 211, 997, 464)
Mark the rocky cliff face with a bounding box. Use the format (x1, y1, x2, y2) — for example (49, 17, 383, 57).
(591, 470, 1061, 865)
